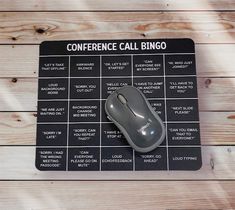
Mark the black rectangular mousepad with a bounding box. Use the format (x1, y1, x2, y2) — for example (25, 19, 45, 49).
(36, 39, 202, 171)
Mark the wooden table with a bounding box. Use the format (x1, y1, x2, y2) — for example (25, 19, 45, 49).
(0, 0, 235, 209)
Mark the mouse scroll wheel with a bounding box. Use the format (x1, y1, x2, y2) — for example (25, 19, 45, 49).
(117, 94, 127, 104)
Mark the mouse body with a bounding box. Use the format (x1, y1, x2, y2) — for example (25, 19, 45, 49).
(105, 86, 165, 153)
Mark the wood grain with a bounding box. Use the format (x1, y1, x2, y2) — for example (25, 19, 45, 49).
(0, 12, 235, 44)
(198, 77, 235, 111)
(0, 1, 234, 207)
(0, 112, 36, 145)
(0, 181, 234, 210)
(0, 146, 233, 180)
(0, 0, 234, 11)
(1, 44, 235, 77)
(0, 45, 39, 77)
(0, 112, 235, 145)
(0, 77, 235, 111)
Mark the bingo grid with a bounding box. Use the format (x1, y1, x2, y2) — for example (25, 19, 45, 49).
(36, 39, 202, 171)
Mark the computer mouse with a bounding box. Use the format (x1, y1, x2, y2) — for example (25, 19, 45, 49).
(105, 86, 165, 153)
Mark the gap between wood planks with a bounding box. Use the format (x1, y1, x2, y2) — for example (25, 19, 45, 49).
(1, 44, 235, 77)
(0, 0, 235, 11)
(0, 181, 234, 210)
(0, 12, 235, 44)
(1, 77, 235, 111)
(1, 111, 235, 145)
(0, 146, 235, 181)
(0, 145, 233, 180)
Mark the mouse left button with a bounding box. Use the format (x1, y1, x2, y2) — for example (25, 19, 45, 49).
(117, 94, 127, 104)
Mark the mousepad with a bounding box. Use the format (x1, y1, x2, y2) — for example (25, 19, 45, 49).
(36, 39, 202, 171)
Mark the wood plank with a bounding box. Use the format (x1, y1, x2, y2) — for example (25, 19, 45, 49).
(0, 78, 36, 111)
(0, 12, 235, 44)
(0, 45, 38, 77)
(197, 77, 235, 111)
(1, 112, 235, 145)
(0, 78, 234, 111)
(1, 44, 235, 77)
(0, 112, 36, 145)
(0, 181, 234, 210)
(0, 146, 234, 180)
(200, 112, 235, 145)
(0, 0, 235, 11)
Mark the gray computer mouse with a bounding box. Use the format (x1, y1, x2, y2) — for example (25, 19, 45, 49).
(105, 86, 165, 153)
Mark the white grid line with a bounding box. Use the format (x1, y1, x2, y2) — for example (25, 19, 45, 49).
(66, 56, 70, 171)
(163, 54, 170, 171)
(38, 97, 198, 101)
(36, 145, 201, 148)
(99, 55, 102, 171)
(38, 75, 197, 79)
(40, 52, 195, 57)
(38, 121, 200, 124)
(131, 54, 135, 171)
